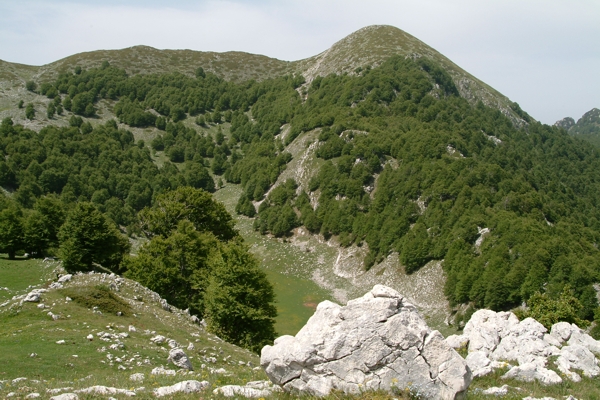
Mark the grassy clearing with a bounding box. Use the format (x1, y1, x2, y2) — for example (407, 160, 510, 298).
(214, 184, 334, 336)
(0, 256, 56, 301)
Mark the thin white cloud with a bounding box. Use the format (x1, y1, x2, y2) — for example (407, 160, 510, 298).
(0, 0, 598, 124)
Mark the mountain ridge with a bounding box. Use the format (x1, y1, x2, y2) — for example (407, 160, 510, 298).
(0, 25, 524, 125)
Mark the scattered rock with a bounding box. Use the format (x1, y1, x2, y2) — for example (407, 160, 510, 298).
(501, 362, 562, 385)
(49, 394, 78, 400)
(445, 334, 469, 350)
(168, 348, 193, 370)
(465, 351, 492, 377)
(46, 388, 73, 394)
(214, 385, 271, 398)
(75, 385, 135, 397)
(151, 366, 176, 376)
(153, 380, 209, 397)
(481, 384, 509, 396)
(261, 285, 471, 398)
(23, 291, 41, 302)
(556, 344, 599, 378)
(130, 373, 144, 382)
(150, 335, 166, 344)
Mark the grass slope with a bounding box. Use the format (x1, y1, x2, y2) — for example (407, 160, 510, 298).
(1, 256, 595, 399)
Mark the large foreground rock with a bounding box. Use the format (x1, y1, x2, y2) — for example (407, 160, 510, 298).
(261, 285, 471, 399)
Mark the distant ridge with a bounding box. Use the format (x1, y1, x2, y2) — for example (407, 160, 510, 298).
(1, 25, 524, 123)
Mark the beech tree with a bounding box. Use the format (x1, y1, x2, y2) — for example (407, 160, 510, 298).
(58, 202, 130, 273)
(0, 207, 24, 259)
(25, 103, 35, 120)
(124, 187, 277, 352)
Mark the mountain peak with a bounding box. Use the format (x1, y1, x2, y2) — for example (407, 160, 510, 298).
(294, 25, 521, 124)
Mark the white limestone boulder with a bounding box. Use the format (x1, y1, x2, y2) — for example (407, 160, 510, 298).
(261, 285, 471, 399)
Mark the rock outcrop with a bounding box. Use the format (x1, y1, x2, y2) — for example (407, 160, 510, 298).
(447, 310, 600, 384)
(261, 285, 471, 399)
(168, 348, 193, 370)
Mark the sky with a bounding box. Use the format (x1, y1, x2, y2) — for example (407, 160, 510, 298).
(1, 0, 598, 125)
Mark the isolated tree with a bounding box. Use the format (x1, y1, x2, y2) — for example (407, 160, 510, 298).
(124, 186, 278, 351)
(47, 102, 56, 119)
(17, 100, 24, 109)
(124, 220, 217, 315)
(184, 163, 215, 192)
(25, 103, 35, 120)
(58, 202, 130, 273)
(0, 207, 24, 259)
(23, 210, 50, 257)
(139, 186, 237, 240)
(25, 81, 37, 92)
(204, 240, 277, 352)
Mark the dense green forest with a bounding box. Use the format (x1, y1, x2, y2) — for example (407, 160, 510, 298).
(4, 55, 600, 327)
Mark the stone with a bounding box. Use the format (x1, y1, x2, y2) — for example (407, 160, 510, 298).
(168, 348, 193, 370)
(261, 285, 471, 399)
(153, 380, 209, 397)
(150, 335, 166, 344)
(445, 334, 469, 350)
(522, 398, 556, 400)
(86, 334, 93, 341)
(550, 321, 576, 343)
(463, 310, 519, 355)
(23, 291, 41, 302)
(567, 328, 600, 354)
(465, 351, 492, 377)
(151, 366, 176, 376)
(58, 274, 73, 283)
(56, 340, 66, 344)
(214, 385, 273, 398)
(556, 345, 600, 378)
(501, 362, 562, 385)
(187, 342, 195, 351)
(481, 385, 509, 396)
(49, 394, 78, 400)
(24, 394, 40, 398)
(75, 386, 135, 396)
(129, 373, 144, 382)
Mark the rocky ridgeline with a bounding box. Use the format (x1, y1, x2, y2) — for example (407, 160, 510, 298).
(446, 309, 600, 385)
(261, 285, 471, 399)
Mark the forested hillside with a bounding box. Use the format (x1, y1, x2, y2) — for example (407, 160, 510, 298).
(556, 108, 600, 147)
(2, 26, 600, 331)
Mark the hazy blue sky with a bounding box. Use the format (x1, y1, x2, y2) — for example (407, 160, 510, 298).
(1, 0, 598, 124)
